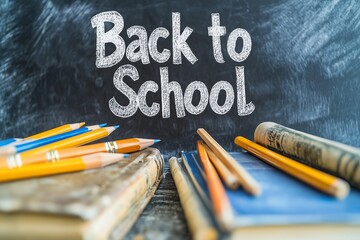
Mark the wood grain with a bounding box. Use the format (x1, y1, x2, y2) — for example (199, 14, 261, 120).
(125, 158, 191, 240)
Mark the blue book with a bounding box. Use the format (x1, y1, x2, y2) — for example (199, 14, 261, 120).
(181, 151, 360, 234)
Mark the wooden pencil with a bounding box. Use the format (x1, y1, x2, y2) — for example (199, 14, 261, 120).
(0, 153, 128, 182)
(197, 141, 233, 229)
(0, 138, 22, 147)
(1, 126, 118, 168)
(202, 144, 239, 189)
(197, 128, 261, 196)
(234, 136, 350, 199)
(24, 122, 85, 140)
(4, 138, 159, 166)
(0, 124, 106, 156)
(169, 157, 217, 240)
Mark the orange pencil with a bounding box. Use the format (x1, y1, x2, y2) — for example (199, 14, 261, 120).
(0, 153, 128, 182)
(202, 144, 239, 189)
(234, 136, 350, 199)
(6, 138, 159, 166)
(2, 126, 118, 168)
(197, 141, 233, 229)
(24, 122, 85, 140)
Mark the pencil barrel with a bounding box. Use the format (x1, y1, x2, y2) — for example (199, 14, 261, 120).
(196, 141, 233, 230)
(21, 128, 111, 158)
(203, 144, 239, 189)
(169, 157, 217, 240)
(24, 123, 84, 140)
(254, 122, 360, 189)
(0, 159, 85, 182)
(197, 128, 261, 196)
(235, 136, 350, 199)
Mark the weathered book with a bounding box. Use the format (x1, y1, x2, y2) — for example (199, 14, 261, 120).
(0, 148, 164, 240)
(171, 151, 360, 239)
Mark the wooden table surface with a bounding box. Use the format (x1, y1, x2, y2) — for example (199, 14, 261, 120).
(125, 160, 191, 240)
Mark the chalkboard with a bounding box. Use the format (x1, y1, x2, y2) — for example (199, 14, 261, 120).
(1, 0, 360, 156)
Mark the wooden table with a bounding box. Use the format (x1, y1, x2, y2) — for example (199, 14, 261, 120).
(125, 160, 191, 240)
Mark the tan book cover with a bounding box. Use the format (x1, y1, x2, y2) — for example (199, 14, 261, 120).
(0, 148, 164, 240)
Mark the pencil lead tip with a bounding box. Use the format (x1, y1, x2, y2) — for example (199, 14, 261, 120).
(98, 123, 107, 127)
(124, 154, 130, 158)
(154, 139, 161, 143)
(113, 125, 120, 130)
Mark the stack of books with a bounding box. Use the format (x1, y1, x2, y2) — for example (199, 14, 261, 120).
(0, 122, 162, 239)
(170, 122, 360, 239)
(2, 121, 360, 239)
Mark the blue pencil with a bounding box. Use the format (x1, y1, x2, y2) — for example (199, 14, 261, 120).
(0, 124, 107, 156)
(0, 138, 23, 147)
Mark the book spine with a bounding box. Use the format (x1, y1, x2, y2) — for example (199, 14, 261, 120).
(169, 157, 217, 240)
(254, 122, 360, 188)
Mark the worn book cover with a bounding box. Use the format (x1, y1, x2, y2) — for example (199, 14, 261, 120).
(0, 148, 164, 240)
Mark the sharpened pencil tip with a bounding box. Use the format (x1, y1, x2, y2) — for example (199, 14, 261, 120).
(98, 123, 107, 127)
(70, 122, 86, 130)
(113, 125, 120, 129)
(124, 154, 130, 158)
(154, 139, 161, 143)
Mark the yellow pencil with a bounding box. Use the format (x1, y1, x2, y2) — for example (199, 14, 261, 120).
(0, 153, 128, 182)
(4, 126, 118, 168)
(24, 122, 85, 140)
(197, 128, 261, 196)
(0, 138, 158, 168)
(234, 136, 350, 199)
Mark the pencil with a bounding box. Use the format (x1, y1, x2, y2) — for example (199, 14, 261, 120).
(0, 124, 106, 156)
(197, 141, 233, 229)
(0, 138, 22, 147)
(0, 153, 128, 182)
(2, 126, 119, 168)
(169, 157, 218, 240)
(24, 122, 85, 140)
(202, 144, 239, 189)
(6, 138, 159, 166)
(234, 136, 350, 199)
(197, 128, 261, 196)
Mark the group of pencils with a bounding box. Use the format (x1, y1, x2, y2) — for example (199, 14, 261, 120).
(0, 122, 160, 182)
(196, 128, 350, 214)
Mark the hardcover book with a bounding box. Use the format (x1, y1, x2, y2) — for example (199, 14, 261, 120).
(171, 150, 360, 239)
(0, 148, 164, 240)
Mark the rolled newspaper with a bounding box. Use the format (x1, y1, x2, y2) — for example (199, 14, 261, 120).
(254, 122, 360, 189)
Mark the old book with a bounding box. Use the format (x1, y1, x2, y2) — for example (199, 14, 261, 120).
(254, 122, 360, 188)
(0, 148, 164, 240)
(171, 151, 360, 239)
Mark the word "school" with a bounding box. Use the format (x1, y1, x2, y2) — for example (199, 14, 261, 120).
(91, 11, 255, 118)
